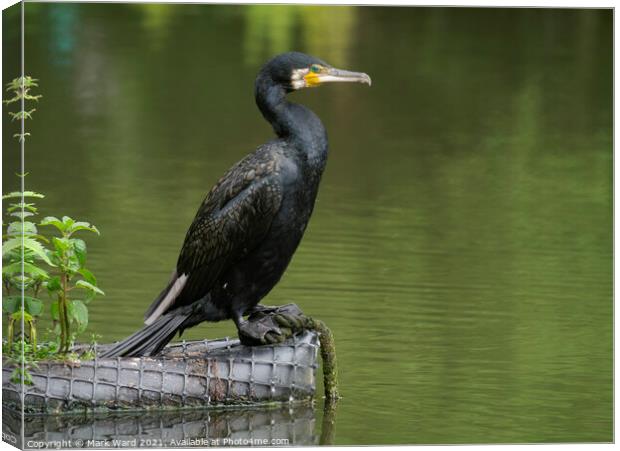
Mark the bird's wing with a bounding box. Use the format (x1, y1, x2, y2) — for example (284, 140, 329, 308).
(143, 152, 283, 324)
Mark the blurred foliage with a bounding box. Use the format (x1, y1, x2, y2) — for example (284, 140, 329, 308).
(243, 5, 358, 66)
(138, 4, 175, 49)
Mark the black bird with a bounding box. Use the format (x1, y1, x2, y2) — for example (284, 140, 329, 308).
(102, 52, 371, 357)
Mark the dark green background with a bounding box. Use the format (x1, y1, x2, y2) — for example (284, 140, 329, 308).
(2, 4, 612, 444)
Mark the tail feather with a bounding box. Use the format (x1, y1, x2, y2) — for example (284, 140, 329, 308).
(143, 271, 188, 325)
(100, 313, 189, 358)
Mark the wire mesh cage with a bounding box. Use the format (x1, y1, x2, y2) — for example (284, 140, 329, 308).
(2, 331, 319, 415)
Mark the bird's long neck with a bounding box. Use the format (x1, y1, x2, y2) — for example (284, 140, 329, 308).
(255, 80, 328, 164)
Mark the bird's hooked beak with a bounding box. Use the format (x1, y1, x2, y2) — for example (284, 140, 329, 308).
(304, 67, 372, 88)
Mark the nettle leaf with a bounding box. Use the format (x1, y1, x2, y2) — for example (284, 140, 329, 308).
(10, 211, 34, 219)
(6, 221, 49, 243)
(69, 300, 88, 333)
(26, 262, 50, 279)
(26, 239, 54, 266)
(69, 221, 100, 236)
(75, 280, 104, 296)
(64, 254, 81, 273)
(3, 237, 22, 254)
(1, 263, 19, 276)
(52, 236, 71, 253)
(44, 248, 61, 266)
(7, 202, 37, 213)
(71, 239, 87, 266)
(46, 276, 61, 292)
(2, 237, 54, 266)
(3, 296, 19, 313)
(2, 261, 49, 279)
(7, 221, 38, 236)
(77, 268, 97, 285)
(3, 229, 49, 243)
(2, 191, 44, 200)
(3, 296, 43, 316)
(15, 233, 49, 243)
(28, 298, 44, 316)
(5, 76, 39, 91)
(4, 248, 23, 262)
(40, 216, 65, 233)
(62, 216, 75, 229)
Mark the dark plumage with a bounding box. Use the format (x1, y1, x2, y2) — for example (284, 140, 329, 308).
(102, 52, 370, 357)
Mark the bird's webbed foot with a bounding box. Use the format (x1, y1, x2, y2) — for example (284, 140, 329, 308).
(237, 316, 284, 346)
(237, 303, 308, 346)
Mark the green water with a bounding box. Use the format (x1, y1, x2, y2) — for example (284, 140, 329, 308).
(3, 4, 612, 444)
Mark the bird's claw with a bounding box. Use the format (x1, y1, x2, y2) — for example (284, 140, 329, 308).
(264, 330, 287, 345)
(238, 303, 307, 346)
(273, 312, 308, 330)
(237, 315, 284, 346)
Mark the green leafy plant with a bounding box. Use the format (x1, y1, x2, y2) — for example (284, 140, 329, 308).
(3, 76, 41, 142)
(2, 77, 49, 353)
(6, 344, 35, 385)
(2, 75, 104, 363)
(2, 192, 51, 312)
(41, 216, 103, 353)
(2, 336, 61, 385)
(80, 333, 102, 360)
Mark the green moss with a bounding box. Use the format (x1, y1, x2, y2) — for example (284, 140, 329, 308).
(309, 318, 340, 402)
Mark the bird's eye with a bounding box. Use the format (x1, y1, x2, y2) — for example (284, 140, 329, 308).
(310, 65, 322, 73)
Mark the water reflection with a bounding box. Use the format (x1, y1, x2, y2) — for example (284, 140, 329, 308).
(243, 6, 357, 66)
(4, 403, 332, 448)
(48, 4, 78, 67)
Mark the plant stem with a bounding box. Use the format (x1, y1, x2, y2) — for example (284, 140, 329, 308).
(29, 320, 37, 350)
(60, 274, 70, 353)
(57, 294, 66, 353)
(7, 317, 14, 350)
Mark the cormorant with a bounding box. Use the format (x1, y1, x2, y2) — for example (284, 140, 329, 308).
(102, 52, 371, 357)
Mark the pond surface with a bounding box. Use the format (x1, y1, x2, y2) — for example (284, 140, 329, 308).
(3, 4, 612, 445)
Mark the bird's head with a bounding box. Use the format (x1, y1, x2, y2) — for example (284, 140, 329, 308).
(258, 52, 372, 92)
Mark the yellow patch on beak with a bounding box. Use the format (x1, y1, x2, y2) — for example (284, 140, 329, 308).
(303, 72, 322, 87)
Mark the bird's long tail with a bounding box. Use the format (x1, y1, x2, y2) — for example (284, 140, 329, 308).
(100, 312, 189, 358)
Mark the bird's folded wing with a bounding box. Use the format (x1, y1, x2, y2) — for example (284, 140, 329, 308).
(143, 173, 284, 322)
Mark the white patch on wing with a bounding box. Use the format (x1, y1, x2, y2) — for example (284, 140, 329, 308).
(143, 273, 188, 325)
